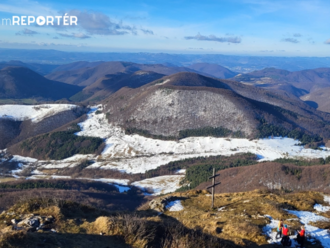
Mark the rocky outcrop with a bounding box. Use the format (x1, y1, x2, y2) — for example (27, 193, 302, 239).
(4, 213, 55, 232)
(149, 196, 179, 212)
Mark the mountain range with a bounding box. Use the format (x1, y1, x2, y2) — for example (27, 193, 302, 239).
(1, 61, 330, 141)
(2, 48, 330, 72)
(1, 59, 330, 248)
(0, 66, 82, 101)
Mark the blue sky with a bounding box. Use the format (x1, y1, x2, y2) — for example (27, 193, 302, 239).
(1, 0, 330, 56)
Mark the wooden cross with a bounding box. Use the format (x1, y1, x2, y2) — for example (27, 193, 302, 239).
(207, 168, 221, 209)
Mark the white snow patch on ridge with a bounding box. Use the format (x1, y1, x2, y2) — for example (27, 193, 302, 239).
(0, 104, 77, 122)
(166, 200, 184, 211)
(78, 178, 130, 185)
(10, 155, 37, 163)
(76, 105, 123, 139)
(314, 204, 330, 212)
(132, 175, 184, 195)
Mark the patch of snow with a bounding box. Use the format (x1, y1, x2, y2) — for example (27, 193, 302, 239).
(157, 79, 170, 85)
(10, 155, 37, 163)
(132, 175, 184, 195)
(61, 154, 94, 162)
(92, 154, 200, 174)
(176, 169, 186, 174)
(39, 163, 77, 169)
(51, 175, 71, 179)
(31, 169, 44, 175)
(114, 185, 130, 193)
(78, 178, 129, 185)
(11, 163, 24, 175)
(166, 200, 184, 211)
(75, 105, 123, 139)
(218, 207, 226, 211)
(314, 204, 330, 212)
(324, 195, 330, 205)
(0, 104, 77, 122)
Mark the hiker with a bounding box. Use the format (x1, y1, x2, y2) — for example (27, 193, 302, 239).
(276, 219, 283, 239)
(296, 225, 305, 247)
(281, 224, 292, 247)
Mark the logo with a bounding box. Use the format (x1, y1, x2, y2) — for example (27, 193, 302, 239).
(2, 13, 78, 26)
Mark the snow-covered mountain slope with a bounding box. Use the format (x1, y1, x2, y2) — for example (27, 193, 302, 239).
(4, 105, 330, 195)
(0, 104, 78, 122)
(75, 106, 330, 174)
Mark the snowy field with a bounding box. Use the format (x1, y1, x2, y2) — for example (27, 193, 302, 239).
(75, 105, 330, 174)
(263, 195, 330, 247)
(132, 175, 184, 195)
(0, 104, 77, 122)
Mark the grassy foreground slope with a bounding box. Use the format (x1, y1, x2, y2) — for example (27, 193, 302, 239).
(0, 188, 328, 248)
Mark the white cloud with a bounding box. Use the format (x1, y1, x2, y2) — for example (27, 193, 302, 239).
(58, 32, 91, 39)
(15, 28, 39, 36)
(185, 33, 241, 43)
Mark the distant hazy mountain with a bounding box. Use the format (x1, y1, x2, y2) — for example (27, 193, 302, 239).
(2, 48, 330, 72)
(187, 63, 238, 79)
(0, 66, 82, 100)
(71, 70, 165, 102)
(102, 72, 330, 139)
(0, 60, 59, 75)
(232, 67, 330, 97)
(52, 61, 104, 72)
(46, 61, 197, 87)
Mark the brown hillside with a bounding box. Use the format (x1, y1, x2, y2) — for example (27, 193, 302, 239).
(46, 61, 197, 87)
(197, 162, 330, 194)
(72, 70, 165, 102)
(0, 67, 82, 100)
(103, 72, 330, 139)
(301, 87, 330, 113)
(188, 62, 238, 79)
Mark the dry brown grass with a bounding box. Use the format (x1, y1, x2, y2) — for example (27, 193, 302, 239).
(222, 222, 266, 244)
(0, 178, 16, 183)
(0, 189, 327, 248)
(164, 189, 326, 246)
(309, 220, 330, 229)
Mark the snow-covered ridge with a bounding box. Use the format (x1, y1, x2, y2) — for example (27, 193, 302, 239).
(9, 105, 330, 175)
(71, 105, 330, 174)
(5, 105, 330, 195)
(0, 104, 78, 122)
